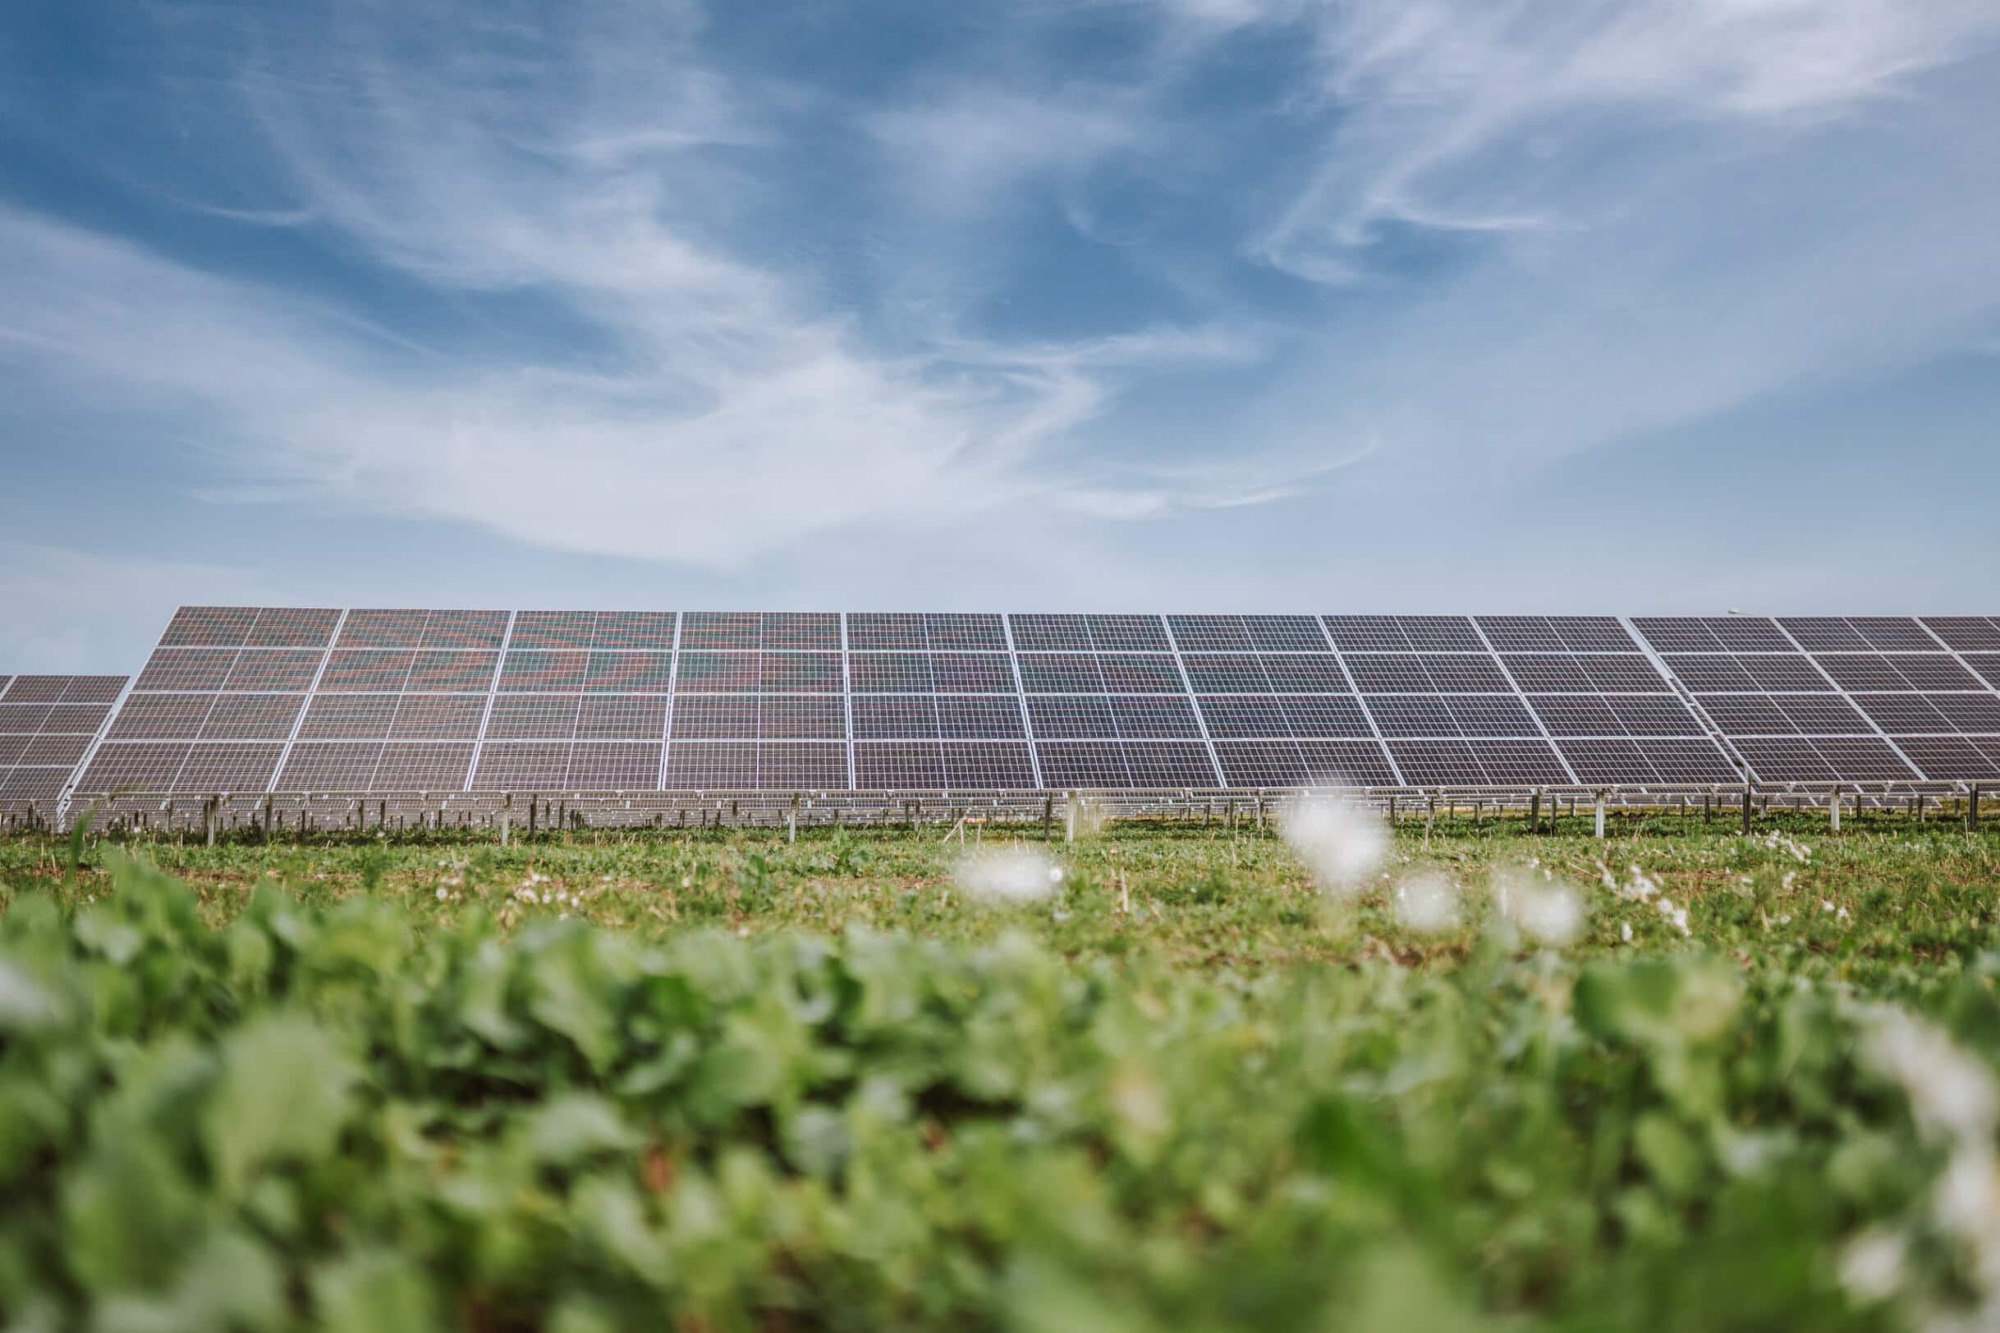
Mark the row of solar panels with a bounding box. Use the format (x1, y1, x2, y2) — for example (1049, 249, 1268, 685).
(0, 675, 127, 809)
(2, 610, 1998, 805)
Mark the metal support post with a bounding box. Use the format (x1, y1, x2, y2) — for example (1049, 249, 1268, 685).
(1594, 792, 1606, 840)
(500, 793, 512, 847)
(1740, 785, 1753, 835)
(1829, 785, 1841, 832)
(1970, 784, 1982, 833)
(1528, 790, 1541, 836)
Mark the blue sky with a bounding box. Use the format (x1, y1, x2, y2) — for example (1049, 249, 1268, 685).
(3, 0, 1999, 672)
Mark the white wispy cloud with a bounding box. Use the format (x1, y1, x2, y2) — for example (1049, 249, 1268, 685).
(868, 83, 1144, 219)
(3, 0, 1998, 632)
(0, 204, 1255, 565)
(0, 1, 1267, 571)
(1256, 0, 2000, 269)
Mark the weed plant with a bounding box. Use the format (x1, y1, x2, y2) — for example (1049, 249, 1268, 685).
(2, 815, 1998, 1328)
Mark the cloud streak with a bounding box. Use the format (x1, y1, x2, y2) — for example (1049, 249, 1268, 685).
(1, 0, 1997, 636)
(1242, 0, 2000, 268)
(0, 1, 1266, 568)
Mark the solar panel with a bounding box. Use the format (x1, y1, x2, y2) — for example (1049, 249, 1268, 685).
(68, 608, 2000, 798)
(0, 675, 128, 814)
(1629, 616, 1988, 783)
(1923, 617, 2000, 653)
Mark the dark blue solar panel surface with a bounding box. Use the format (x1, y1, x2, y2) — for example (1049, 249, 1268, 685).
(68, 609, 2000, 793)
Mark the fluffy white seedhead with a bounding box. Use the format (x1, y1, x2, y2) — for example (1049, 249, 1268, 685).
(1279, 793, 1389, 894)
(1393, 872, 1460, 934)
(955, 846, 1061, 906)
(1493, 864, 1584, 947)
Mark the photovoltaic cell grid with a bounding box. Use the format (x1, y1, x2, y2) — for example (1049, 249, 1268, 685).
(70, 607, 2000, 795)
(1632, 616, 2000, 783)
(0, 675, 126, 810)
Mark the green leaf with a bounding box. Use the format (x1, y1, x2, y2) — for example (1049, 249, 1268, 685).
(202, 1015, 358, 1196)
(61, 1137, 200, 1294)
(1634, 1112, 1703, 1199)
(523, 1094, 638, 1168)
(0, 959, 63, 1034)
(525, 932, 622, 1072)
(311, 1250, 439, 1333)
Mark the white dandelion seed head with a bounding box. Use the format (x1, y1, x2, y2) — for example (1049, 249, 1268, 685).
(1838, 1229, 1908, 1304)
(1494, 864, 1584, 947)
(1864, 1009, 2000, 1148)
(955, 846, 1061, 906)
(1279, 793, 1388, 895)
(1393, 873, 1460, 934)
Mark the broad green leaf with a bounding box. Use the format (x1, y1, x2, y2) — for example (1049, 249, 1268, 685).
(311, 1250, 438, 1333)
(202, 1015, 358, 1196)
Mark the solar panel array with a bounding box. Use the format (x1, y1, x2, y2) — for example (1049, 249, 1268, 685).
(1634, 616, 2000, 783)
(0, 675, 127, 810)
(59, 608, 2000, 796)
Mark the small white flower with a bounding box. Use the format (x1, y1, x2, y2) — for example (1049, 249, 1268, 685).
(1392, 873, 1460, 934)
(1279, 794, 1388, 895)
(1838, 1229, 1907, 1303)
(435, 887, 448, 902)
(680, 875, 692, 888)
(956, 847, 1060, 906)
(1620, 921, 1633, 943)
(1494, 865, 1583, 947)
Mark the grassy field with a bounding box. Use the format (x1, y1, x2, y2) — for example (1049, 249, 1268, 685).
(4, 812, 2000, 1329)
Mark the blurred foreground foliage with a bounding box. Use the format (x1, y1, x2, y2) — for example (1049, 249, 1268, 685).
(2, 851, 1997, 1330)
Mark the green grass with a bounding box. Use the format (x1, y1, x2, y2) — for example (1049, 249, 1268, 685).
(3, 816, 2000, 1329)
(8, 813, 1998, 979)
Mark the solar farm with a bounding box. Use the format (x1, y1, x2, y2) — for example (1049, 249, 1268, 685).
(8, 605, 1999, 835)
(7, 607, 2000, 1329)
